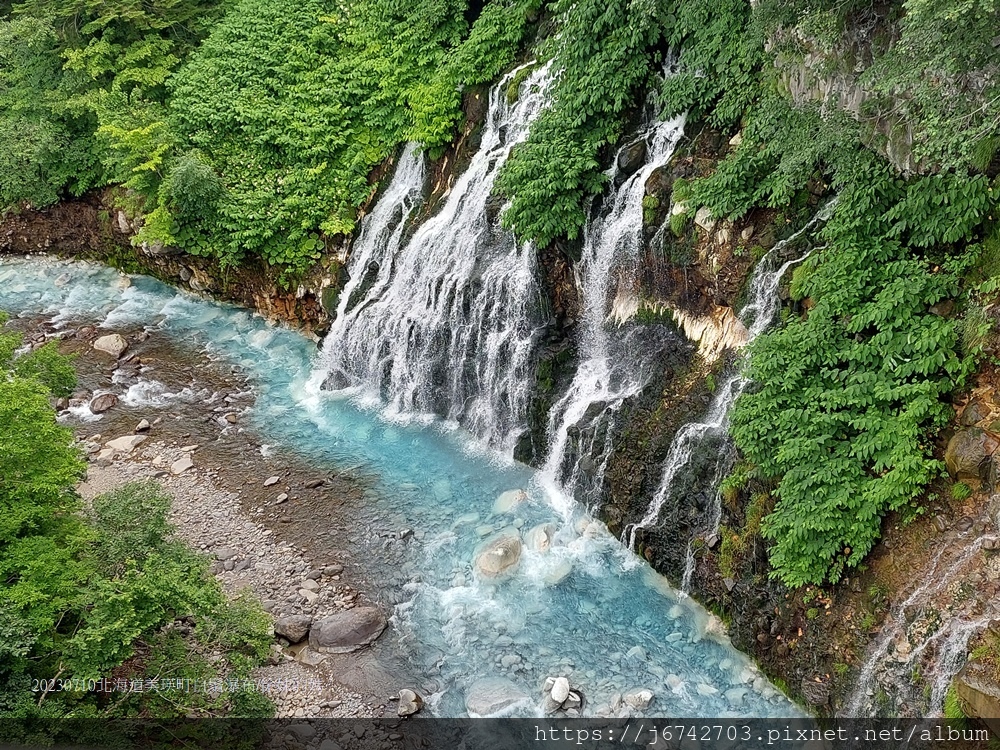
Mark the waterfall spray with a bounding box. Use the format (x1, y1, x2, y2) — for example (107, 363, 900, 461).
(317, 62, 554, 453)
(540, 109, 686, 512)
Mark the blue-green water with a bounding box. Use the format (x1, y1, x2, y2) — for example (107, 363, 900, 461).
(0, 256, 800, 718)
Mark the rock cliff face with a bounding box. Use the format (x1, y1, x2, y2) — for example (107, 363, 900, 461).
(770, 6, 919, 174)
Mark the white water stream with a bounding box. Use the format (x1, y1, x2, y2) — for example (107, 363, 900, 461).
(540, 110, 686, 514)
(316, 62, 553, 454)
(626, 200, 837, 564)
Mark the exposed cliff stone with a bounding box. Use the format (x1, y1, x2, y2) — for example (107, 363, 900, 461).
(955, 656, 1000, 735)
(945, 427, 1000, 486)
(771, 11, 920, 173)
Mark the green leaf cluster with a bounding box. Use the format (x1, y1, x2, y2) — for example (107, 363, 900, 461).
(0, 0, 226, 209)
(727, 144, 993, 586)
(497, 0, 763, 247)
(0, 323, 272, 719)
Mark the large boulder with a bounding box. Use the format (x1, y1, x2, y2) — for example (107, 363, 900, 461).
(274, 615, 312, 644)
(464, 677, 531, 717)
(475, 533, 522, 579)
(945, 427, 1000, 480)
(93, 334, 128, 358)
(89, 393, 119, 414)
(616, 140, 647, 176)
(309, 607, 386, 654)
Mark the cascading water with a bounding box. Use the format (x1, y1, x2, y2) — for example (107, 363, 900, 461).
(846, 530, 1000, 717)
(316, 63, 552, 454)
(626, 200, 838, 562)
(540, 109, 686, 512)
(326, 141, 426, 337)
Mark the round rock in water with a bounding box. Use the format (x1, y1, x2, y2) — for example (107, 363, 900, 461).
(474, 533, 522, 579)
(525, 523, 556, 553)
(309, 607, 387, 654)
(89, 393, 119, 413)
(464, 676, 530, 717)
(397, 688, 423, 717)
(93, 334, 128, 358)
(493, 489, 527, 514)
(551, 676, 570, 704)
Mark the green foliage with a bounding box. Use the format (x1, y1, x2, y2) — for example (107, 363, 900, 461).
(863, 0, 1000, 170)
(943, 684, 967, 722)
(497, 0, 671, 245)
(142, 0, 541, 270)
(0, 16, 101, 207)
(951, 481, 973, 501)
(410, 0, 541, 147)
(10, 343, 77, 398)
(730, 146, 987, 586)
(0, 328, 271, 719)
(0, 0, 226, 210)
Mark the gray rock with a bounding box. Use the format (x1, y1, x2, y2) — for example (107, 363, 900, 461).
(264, 475, 280, 487)
(623, 688, 654, 710)
(135, 419, 151, 432)
(945, 427, 999, 479)
(397, 688, 423, 717)
(617, 140, 647, 175)
(800, 676, 830, 706)
(287, 724, 315, 740)
(93, 334, 129, 358)
(694, 206, 716, 232)
(962, 400, 989, 426)
(89, 393, 119, 413)
(294, 645, 327, 666)
(464, 677, 530, 717)
(171, 456, 194, 475)
(309, 607, 387, 654)
(214, 547, 237, 561)
(526, 523, 556, 553)
(301, 578, 320, 592)
(475, 533, 522, 579)
(274, 615, 312, 643)
(105, 435, 146, 453)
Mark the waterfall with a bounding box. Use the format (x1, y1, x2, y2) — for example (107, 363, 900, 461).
(626, 199, 837, 556)
(325, 141, 427, 338)
(540, 110, 686, 511)
(845, 532, 1000, 717)
(317, 62, 553, 453)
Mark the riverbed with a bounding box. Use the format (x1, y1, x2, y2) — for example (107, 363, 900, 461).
(0, 255, 801, 719)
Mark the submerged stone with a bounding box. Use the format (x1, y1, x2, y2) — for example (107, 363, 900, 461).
(464, 676, 530, 717)
(494, 489, 527, 514)
(475, 533, 522, 579)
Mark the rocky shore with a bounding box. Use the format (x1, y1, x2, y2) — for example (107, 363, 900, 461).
(7, 310, 427, 726)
